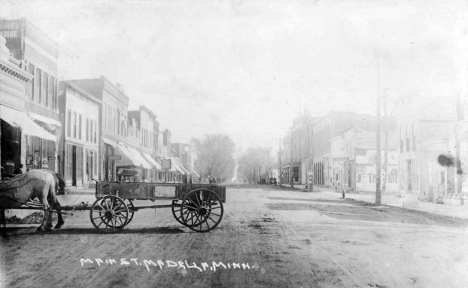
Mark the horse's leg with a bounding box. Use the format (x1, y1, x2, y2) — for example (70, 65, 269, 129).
(48, 179, 64, 230)
(38, 184, 52, 232)
(54, 199, 64, 230)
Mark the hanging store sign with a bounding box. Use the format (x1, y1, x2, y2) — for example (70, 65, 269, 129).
(109, 155, 122, 160)
(161, 159, 171, 170)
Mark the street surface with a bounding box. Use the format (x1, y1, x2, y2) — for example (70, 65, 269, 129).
(1, 185, 468, 288)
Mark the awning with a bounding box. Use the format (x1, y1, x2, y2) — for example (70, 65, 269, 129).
(103, 137, 118, 148)
(0, 105, 56, 141)
(142, 152, 162, 169)
(172, 162, 186, 175)
(28, 112, 62, 127)
(169, 157, 188, 175)
(179, 165, 190, 175)
(127, 147, 152, 169)
(115, 144, 151, 169)
(188, 167, 200, 178)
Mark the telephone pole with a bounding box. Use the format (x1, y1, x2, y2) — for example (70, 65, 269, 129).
(279, 138, 282, 187)
(375, 50, 382, 205)
(382, 96, 388, 194)
(308, 123, 313, 192)
(290, 128, 294, 188)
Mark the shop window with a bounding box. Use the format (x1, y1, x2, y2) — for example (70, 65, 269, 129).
(47, 140, 55, 171)
(94, 150, 98, 178)
(76, 146, 83, 179)
(388, 169, 398, 183)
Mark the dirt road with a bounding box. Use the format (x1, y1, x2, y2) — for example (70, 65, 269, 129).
(1, 186, 468, 288)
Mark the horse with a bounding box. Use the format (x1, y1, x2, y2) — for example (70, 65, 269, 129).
(0, 169, 64, 231)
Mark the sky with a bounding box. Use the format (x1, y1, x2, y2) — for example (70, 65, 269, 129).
(1, 0, 467, 153)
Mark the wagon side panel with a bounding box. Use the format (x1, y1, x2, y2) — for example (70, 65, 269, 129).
(96, 182, 182, 200)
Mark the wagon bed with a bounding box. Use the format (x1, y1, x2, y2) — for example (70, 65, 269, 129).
(87, 181, 226, 233)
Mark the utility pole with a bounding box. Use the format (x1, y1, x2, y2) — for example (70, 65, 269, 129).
(308, 123, 313, 192)
(382, 96, 388, 194)
(375, 50, 382, 205)
(290, 128, 294, 188)
(279, 138, 282, 187)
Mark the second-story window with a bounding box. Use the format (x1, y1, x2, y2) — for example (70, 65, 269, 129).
(399, 127, 403, 153)
(94, 121, 97, 143)
(35, 68, 41, 104)
(73, 112, 77, 138)
(90, 120, 94, 143)
(79, 114, 82, 140)
(86, 119, 89, 142)
(28, 64, 34, 101)
(42, 72, 48, 107)
(405, 125, 410, 152)
(67, 110, 71, 137)
(48, 76, 54, 109)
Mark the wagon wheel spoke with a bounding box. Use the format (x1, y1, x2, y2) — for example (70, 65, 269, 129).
(192, 192, 201, 207)
(204, 217, 211, 231)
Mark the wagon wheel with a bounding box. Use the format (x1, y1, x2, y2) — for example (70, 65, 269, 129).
(114, 199, 134, 229)
(171, 200, 186, 226)
(90, 195, 129, 233)
(180, 188, 224, 232)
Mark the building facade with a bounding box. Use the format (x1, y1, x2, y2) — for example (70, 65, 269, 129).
(330, 127, 399, 193)
(312, 112, 378, 186)
(58, 81, 101, 187)
(1, 18, 61, 173)
(395, 95, 457, 203)
(128, 106, 161, 182)
(70, 77, 132, 181)
(0, 35, 33, 177)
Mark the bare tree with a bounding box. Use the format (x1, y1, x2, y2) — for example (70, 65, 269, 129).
(192, 134, 236, 182)
(237, 147, 275, 183)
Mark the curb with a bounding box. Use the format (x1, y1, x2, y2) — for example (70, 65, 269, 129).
(65, 191, 94, 195)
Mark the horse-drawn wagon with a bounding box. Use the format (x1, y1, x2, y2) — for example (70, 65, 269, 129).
(0, 170, 226, 233)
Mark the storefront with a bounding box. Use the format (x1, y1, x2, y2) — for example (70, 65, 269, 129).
(142, 152, 161, 182)
(115, 143, 152, 182)
(102, 137, 118, 181)
(0, 105, 56, 176)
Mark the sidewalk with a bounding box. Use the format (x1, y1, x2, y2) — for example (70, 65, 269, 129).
(64, 186, 94, 195)
(290, 184, 468, 219)
(346, 192, 468, 219)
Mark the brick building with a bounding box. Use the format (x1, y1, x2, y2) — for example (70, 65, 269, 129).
(1, 18, 61, 173)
